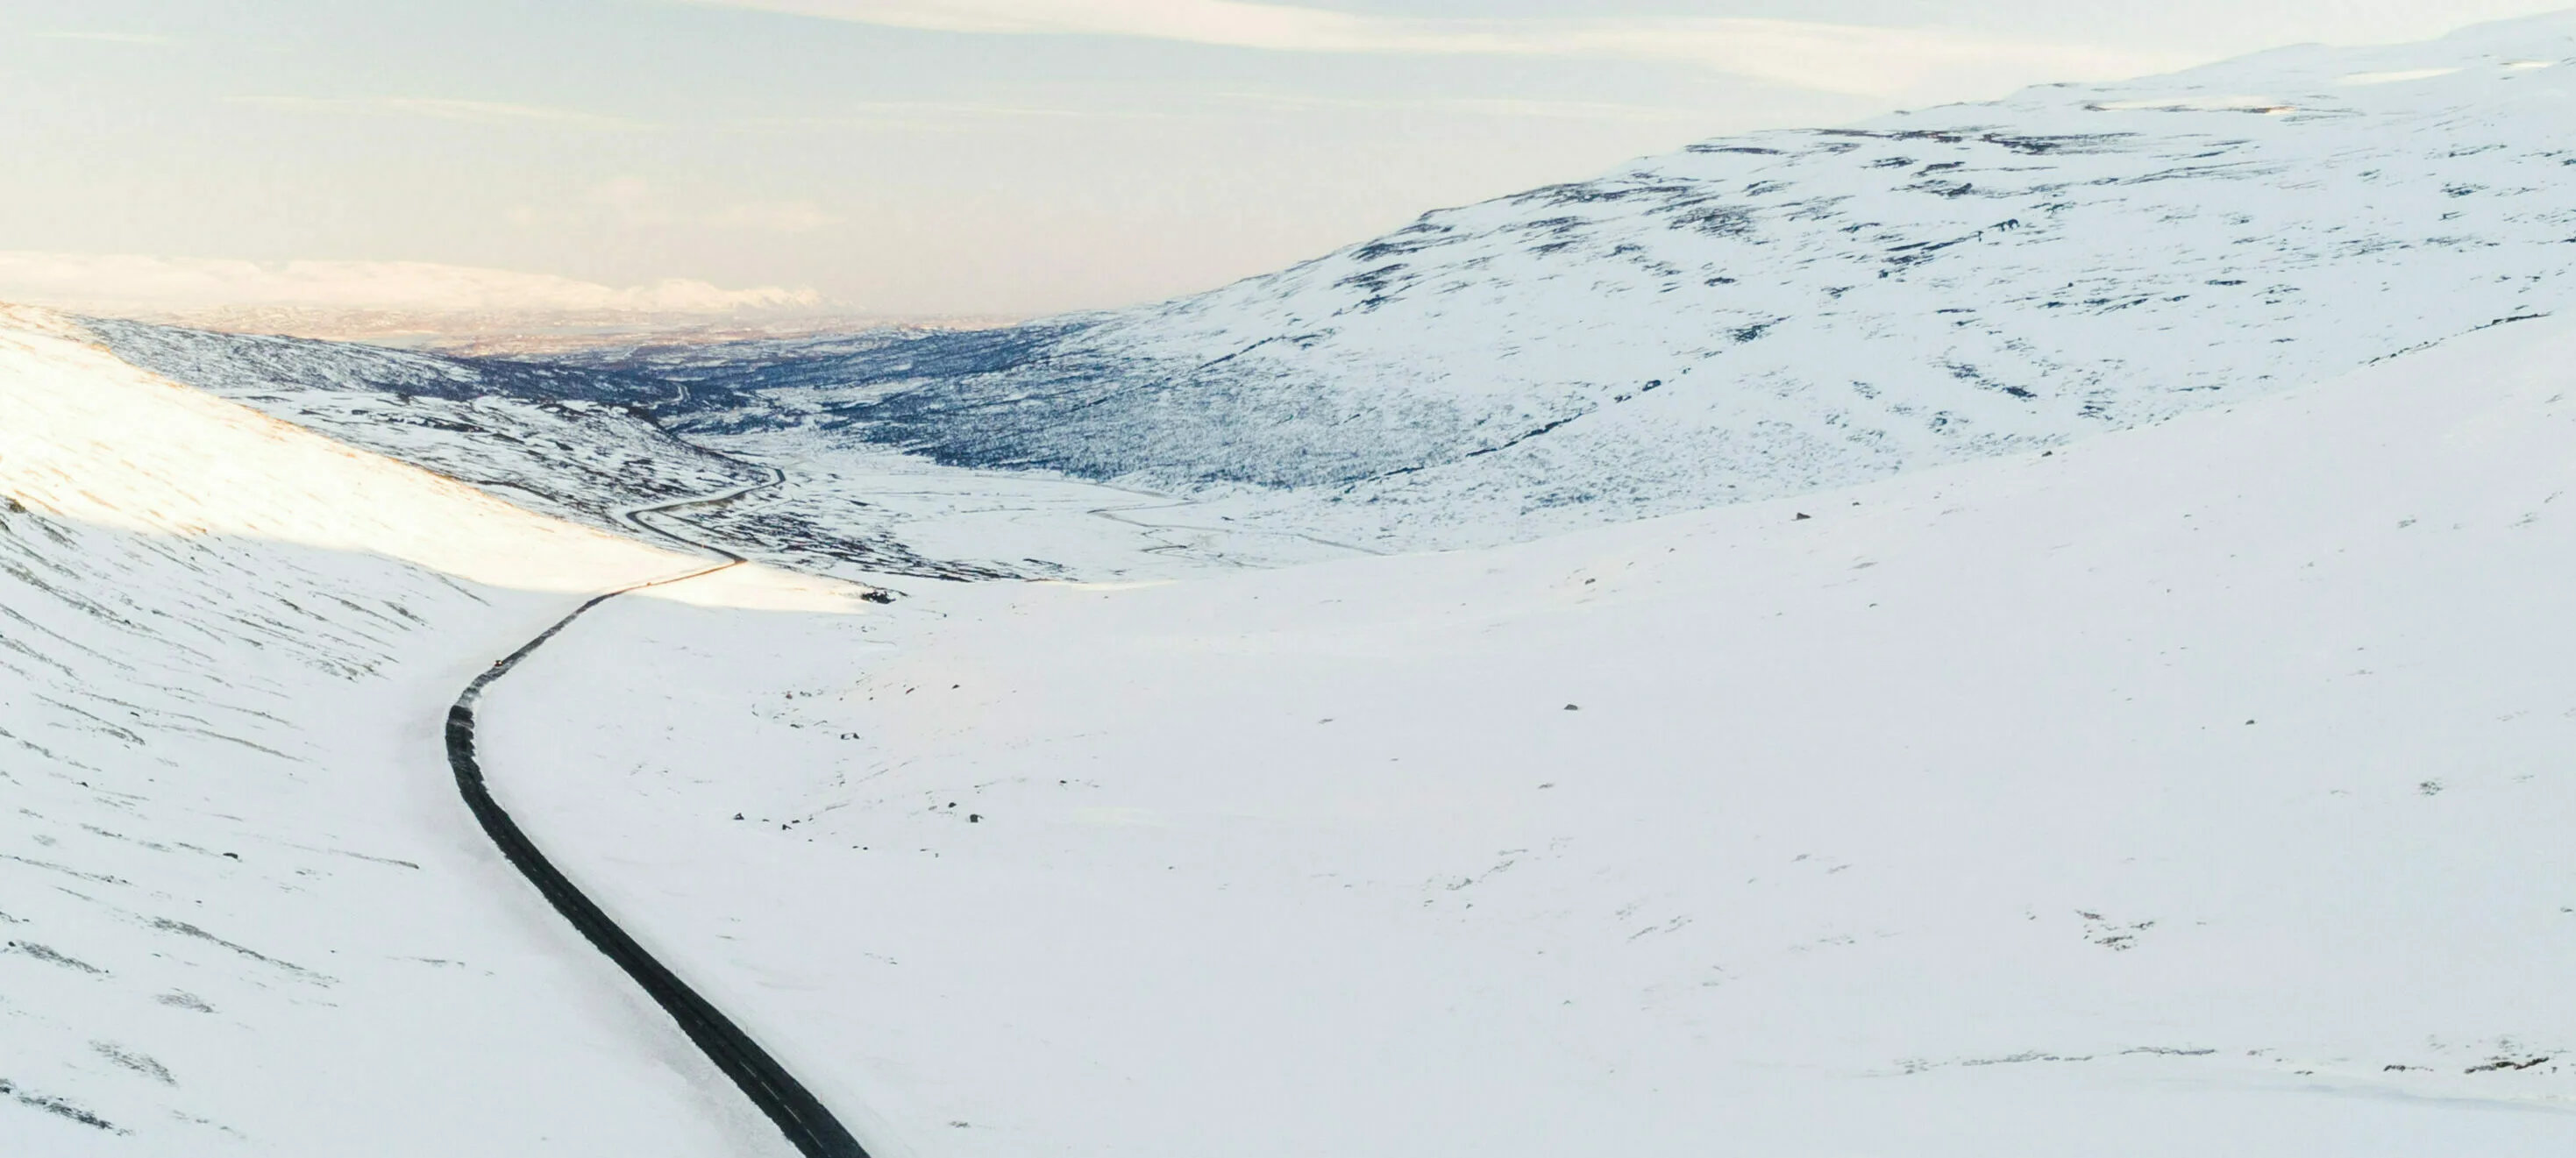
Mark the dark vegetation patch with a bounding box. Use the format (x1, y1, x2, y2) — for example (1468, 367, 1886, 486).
(0, 1078, 123, 1133)
(6, 941, 104, 974)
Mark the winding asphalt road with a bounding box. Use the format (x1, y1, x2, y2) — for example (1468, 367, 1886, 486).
(445, 465, 873, 1158)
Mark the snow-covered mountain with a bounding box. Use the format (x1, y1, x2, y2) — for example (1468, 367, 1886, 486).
(87, 17, 2576, 565)
(544, 12, 2576, 551)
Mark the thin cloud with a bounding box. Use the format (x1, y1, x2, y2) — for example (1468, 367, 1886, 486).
(711, 201, 843, 232)
(708, 103, 1108, 137)
(1211, 91, 1754, 123)
(32, 31, 176, 46)
(509, 179, 843, 233)
(695, 0, 2192, 99)
(742, 92, 1733, 130)
(381, 97, 643, 128)
(733, 101, 1088, 128)
(1434, 96, 1740, 123)
(230, 95, 644, 130)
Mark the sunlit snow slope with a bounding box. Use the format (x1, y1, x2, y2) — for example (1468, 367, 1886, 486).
(75, 317, 1028, 581)
(0, 308, 809, 1155)
(486, 310, 2576, 1154)
(584, 12, 2576, 551)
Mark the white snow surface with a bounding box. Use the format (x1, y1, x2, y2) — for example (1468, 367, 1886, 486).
(480, 310, 2576, 1154)
(0, 309, 858, 1154)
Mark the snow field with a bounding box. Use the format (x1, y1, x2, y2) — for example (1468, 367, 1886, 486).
(0, 309, 802, 1154)
(482, 311, 2576, 1154)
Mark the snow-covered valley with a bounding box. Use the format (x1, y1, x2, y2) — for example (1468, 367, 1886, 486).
(14, 292, 2576, 1151)
(480, 308, 2576, 1154)
(11, 11, 2576, 1156)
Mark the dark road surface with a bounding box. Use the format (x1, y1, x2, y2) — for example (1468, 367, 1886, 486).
(445, 466, 873, 1158)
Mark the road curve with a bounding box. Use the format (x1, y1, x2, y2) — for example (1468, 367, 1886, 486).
(445, 465, 873, 1158)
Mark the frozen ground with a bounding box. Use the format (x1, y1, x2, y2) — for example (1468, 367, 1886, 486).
(480, 311, 2576, 1154)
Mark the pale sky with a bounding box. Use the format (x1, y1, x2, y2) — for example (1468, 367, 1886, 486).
(4, 0, 2572, 316)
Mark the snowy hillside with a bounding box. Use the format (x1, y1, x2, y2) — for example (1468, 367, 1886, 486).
(0, 309, 865, 1154)
(477, 301, 2576, 1155)
(548, 12, 2576, 551)
(78, 315, 1379, 579)
(78, 318, 1022, 581)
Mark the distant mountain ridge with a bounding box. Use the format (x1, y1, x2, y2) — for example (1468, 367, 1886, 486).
(541, 12, 2576, 549)
(79, 13, 2576, 558)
